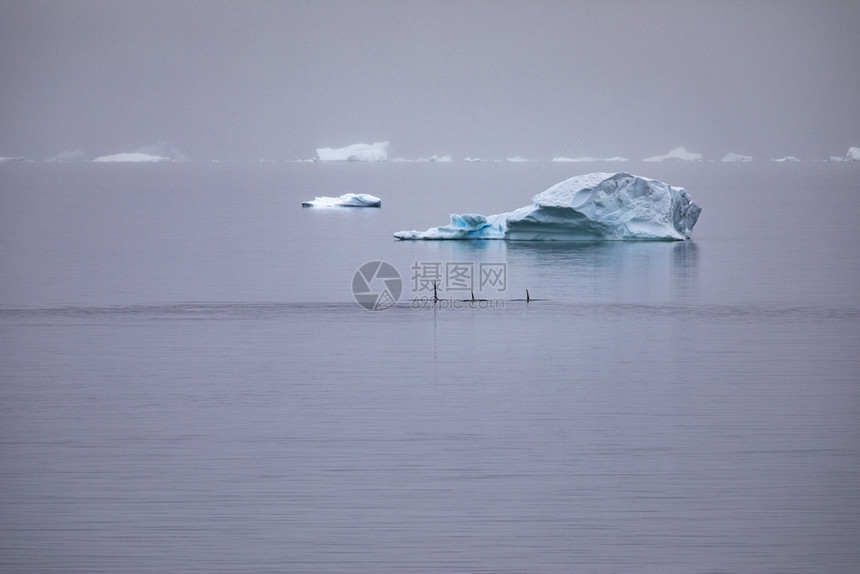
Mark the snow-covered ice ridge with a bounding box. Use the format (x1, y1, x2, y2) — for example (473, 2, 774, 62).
(316, 142, 389, 162)
(394, 172, 701, 241)
(302, 193, 381, 208)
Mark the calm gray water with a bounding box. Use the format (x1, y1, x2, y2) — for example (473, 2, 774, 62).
(1, 161, 859, 572)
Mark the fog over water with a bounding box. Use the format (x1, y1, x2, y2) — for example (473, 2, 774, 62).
(1, 0, 858, 162)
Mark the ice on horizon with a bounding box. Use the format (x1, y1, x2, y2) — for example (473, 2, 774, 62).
(93, 152, 171, 163)
(771, 156, 801, 162)
(644, 146, 702, 162)
(302, 193, 381, 208)
(394, 172, 701, 241)
(391, 154, 452, 163)
(553, 156, 628, 163)
(316, 142, 389, 162)
(721, 152, 753, 162)
(92, 142, 188, 163)
(137, 142, 189, 162)
(427, 154, 452, 162)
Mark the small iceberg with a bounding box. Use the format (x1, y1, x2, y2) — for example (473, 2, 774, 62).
(315, 142, 389, 162)
(394, 172, 701, 241)
(643, 146, 702, 162)
(302, 193, 381, 208)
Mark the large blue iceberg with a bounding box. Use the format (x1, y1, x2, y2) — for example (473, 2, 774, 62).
(394, 172, 701, 241)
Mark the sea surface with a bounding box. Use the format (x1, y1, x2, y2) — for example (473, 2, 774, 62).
(1, 160, 858, 572)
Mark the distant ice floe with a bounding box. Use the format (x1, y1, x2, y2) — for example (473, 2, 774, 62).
(427, 154, 452, 162)
(552, 156, 628, 163)
(302, 193, 381, 208)
(392, 154, 452, 163)
(93, 152, 171, 163)
(771, 156, 801, 162)
(721, 153, 753, 162)
(507, 156, 531, 163)
(394, 172, 701, 241)
(92, 142, 187, 163)
(643, 146, 702, 162)
(316, 142, 389, 162)
(464, 157, 484, 162)
(0, 156, 26, 163)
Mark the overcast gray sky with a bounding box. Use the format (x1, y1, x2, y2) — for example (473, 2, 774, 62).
(1, 0, 858, 161)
